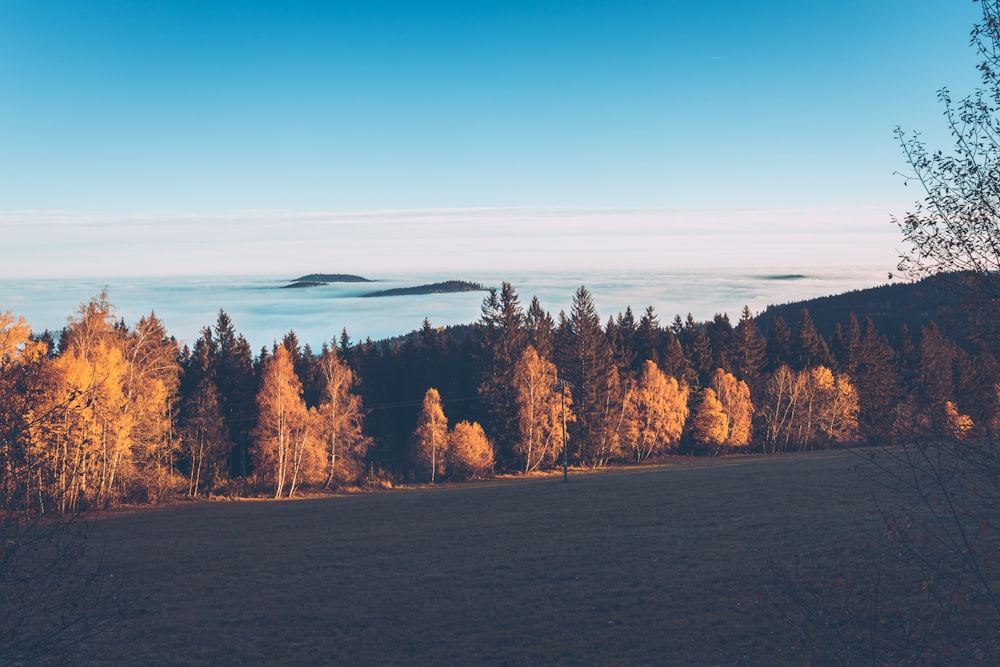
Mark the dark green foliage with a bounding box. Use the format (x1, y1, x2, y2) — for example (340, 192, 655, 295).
(607, 307, 638, 380)
(732, 306, 766, 389)
(680, 314, 713, 387)
(178, 328, 234, 494)
(766, 315, 793, 371)
(852, 317, 902, 443)
(556, 286, 622, 465)
(476, 283, 528, 468)
(525, 296, 555, 360)
(792, 308, 832, 370)
(706, 313, 734, 374)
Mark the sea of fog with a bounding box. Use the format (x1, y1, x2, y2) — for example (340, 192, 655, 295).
(0, 267, 894, 353)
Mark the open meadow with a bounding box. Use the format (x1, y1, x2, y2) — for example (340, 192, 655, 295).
(72, 450, 893, 665)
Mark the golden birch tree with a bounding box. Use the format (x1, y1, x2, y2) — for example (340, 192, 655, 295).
(122, 313, 181, 500)
(411, 388, 448, 483)
(512, 346, 574, 473)
(759, 365, 860, 452)
(0, 312, 47, 513)
(447, 421, 493, 479)
(314, 347, 369, 488)
(709, 368, 753, 449)
(25, 294, 139, 513)
(28, 340, 132, 513)
(621, 360, 688, 461)
(252, 345, 318, 497)
(689, 388, 728, 455)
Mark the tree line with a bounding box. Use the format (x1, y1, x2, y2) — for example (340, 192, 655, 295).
(1, 279, 995, 514)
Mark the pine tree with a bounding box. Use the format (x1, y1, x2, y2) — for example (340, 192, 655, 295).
(766, 315, 793, 371)
(525, 296, 555, 360)
(918, 322, 957, 415)
(681, 314, 713, 386)
(831, 313, 863, 375)
(214, 311, 257, 478)
(610, 307, 638, 378)
(476, 283, 527, 468)
(853, 317, 901, 443)
(793, 308, 831, 370)
(635, 306, 662, 368)
(658, 324, 691, 384)
(706, 313, 734, 374)
(556, 286, 623, 465)
(732, 306, 766, 389)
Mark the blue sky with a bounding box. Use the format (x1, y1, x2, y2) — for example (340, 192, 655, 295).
(0, 1, 986, 277)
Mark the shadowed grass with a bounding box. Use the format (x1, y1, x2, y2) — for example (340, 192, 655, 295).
(75, 451, 887, 665)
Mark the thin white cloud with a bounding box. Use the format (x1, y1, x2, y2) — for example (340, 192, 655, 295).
(0, 205, 900, 279)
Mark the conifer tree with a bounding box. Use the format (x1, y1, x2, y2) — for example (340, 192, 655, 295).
(917, 322, 957, 415)
(732, 306, 766, 389)
(831, 313, 863, 375)
(525, 296, 555, 360)
(793, 308, 831, 370)
(180, 329, 232, 495)
(635, 306, 662, 368)
(556, 286, 623, 465)
(214, 311, 257, 478)
(706, 313, 734, 374)
(658, 323, 691, 384)
(681, 314, 713, 386)
(853, 317, 902, 443)
(766, 315, 793, 371)
(476, 282, 526, 467)
(610, 307, 638, 378)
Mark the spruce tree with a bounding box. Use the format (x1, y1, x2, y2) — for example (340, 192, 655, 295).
(766, 315, 793, 371)
(793, 308, 831, 370)
(476, 282, 526, 469)
(732, 306, 766, 390)
(556, 286, 622, 465)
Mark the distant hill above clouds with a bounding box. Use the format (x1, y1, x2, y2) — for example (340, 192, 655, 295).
(361, 280, 487, 298)
(292, 274, 373, 283)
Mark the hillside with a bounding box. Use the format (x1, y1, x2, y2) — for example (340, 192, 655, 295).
(753, 271, 996, 341)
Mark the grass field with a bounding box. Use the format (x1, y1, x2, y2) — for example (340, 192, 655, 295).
(71, 450, 890, 665)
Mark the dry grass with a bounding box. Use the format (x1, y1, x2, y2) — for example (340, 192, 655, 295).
(71, 451, 890, 665)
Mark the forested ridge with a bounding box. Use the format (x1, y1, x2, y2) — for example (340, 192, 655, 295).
(1, 272, 995, 514)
